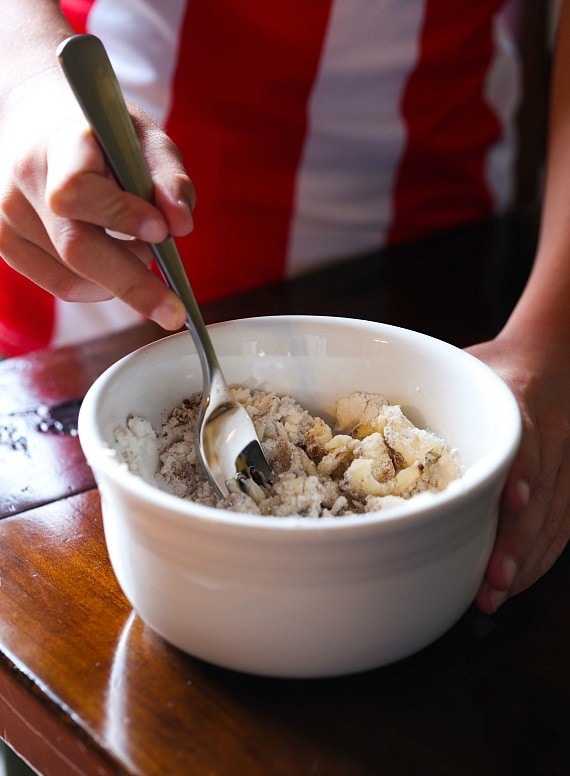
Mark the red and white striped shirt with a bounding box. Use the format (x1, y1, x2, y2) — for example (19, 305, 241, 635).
(0, 0, 521, 355)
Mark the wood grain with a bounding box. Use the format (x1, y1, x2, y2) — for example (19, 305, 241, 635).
(0, 322, 165, 518)
(0, 491, 568, 775)
(4, 215, 567, 776)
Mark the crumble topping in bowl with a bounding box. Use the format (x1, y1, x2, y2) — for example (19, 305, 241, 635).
(113, 391, 462, 517)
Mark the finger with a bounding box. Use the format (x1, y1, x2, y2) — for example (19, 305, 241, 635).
(50, 172, 169, 243)
(2, 214, 184, 331)
(45, 119, 169, 243)
(0, 183, 113, 301)
(153, 171, 195, 237)
(133, 113, 196, 235)
(474, 436, 540, 614)
(474, 500, 532, 615)
(475, 427, 570, 614)
(1, 179, 158, 296)
(511, 455, 570, 595)
(0, 219, 112, 302)
(502, 409, 570, 596)
(48, 216, 186, 329)
(3, 163, 185, 328)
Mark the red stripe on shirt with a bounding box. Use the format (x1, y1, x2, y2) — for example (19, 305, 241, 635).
(60, 0, 96, 33)
(0, 262, 55, 356)
(165, 1, 333, 303)
(387, 0, 504, 245)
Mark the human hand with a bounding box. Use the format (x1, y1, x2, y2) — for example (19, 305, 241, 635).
(0, 68, 195, 330)
(466, 335, 570, 613)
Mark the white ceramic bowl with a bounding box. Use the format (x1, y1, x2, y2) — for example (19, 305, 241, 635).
(78, 316, 521, 678)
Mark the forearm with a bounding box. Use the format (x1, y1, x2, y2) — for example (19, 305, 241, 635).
(471, 1, 570, 614)
(502, 0, 570, 352)
(0, 1, 73, 102)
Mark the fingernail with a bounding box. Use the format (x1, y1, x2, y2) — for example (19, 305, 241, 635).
(178, 198, 195, 232)
(501, 556, 517, 590)
(152, 301, 185, 330)
(515, 479, 531, 509)
(178, 195, 194, 212)
(105, 228, 136, 241)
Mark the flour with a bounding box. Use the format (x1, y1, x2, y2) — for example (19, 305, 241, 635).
(113, 390, 462, 517)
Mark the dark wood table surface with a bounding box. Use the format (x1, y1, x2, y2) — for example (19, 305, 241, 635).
(1, 216, 569, 776)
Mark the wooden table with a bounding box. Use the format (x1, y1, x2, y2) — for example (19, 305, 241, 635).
(1, 217, 569, 775)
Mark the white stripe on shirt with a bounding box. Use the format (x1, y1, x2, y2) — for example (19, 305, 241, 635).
(484, 0, 522, 211)
(88, 0, 188, 125)
(286, 0, 426, 273)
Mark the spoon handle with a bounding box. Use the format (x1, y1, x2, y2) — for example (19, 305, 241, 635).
(56, 33, 222, 385)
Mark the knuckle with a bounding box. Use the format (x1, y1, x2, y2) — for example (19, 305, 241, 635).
(107, 197, 139, 227)
(0, 185, 23, 228)
(55, 224, 85, 267)
(115, 273, 168, 318)
(11, 153, 37, 185)
(51, 262, 110, 303)
(0, 200, 25, 258)
(0, 209, 11, 252)
(46, 172, 83, 216)
(0, 223, 17, 259)
(114, 275, 156, 313)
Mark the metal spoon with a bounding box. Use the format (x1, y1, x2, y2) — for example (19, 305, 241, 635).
(57, 33, 272, 497)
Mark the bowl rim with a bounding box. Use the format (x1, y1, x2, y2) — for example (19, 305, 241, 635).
(78, 315, 522, 534)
